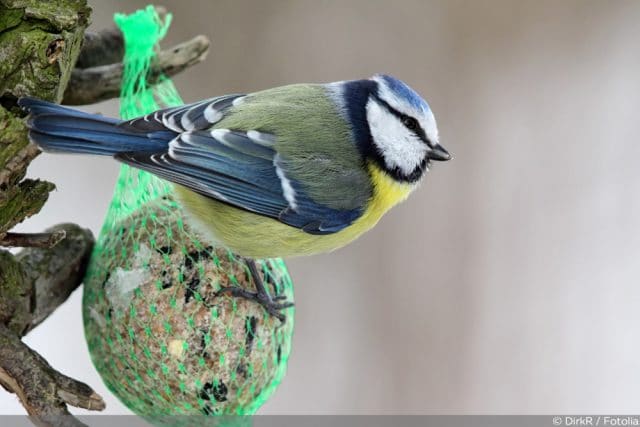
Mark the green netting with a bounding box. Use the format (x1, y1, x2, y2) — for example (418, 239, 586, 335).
(82, 6, 294, 423)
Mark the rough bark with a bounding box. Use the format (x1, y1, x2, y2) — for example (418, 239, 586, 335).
(0, 224, 101, 427)
(0, 0, 90, 239)
(0, 2, 100, 424)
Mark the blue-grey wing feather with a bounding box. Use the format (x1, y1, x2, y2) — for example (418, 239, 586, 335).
(118, 151, 286, 217)
(120, 94, 245, 132)
(115, 128, 363, 234)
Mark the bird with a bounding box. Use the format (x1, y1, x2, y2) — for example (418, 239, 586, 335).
(19, 74, 450, 320)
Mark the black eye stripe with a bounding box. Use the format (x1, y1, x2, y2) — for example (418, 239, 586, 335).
(371, 94, 430, 145)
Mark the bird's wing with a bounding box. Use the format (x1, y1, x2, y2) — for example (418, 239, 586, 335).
(119, 94, 246, 132)
(115, 129, 364, 235)
(210, 83, 374, 213)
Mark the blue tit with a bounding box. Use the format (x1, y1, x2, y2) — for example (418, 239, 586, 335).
(20, 74, 450, 260)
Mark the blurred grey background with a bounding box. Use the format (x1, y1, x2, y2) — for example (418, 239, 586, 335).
(3, 0, 640, 415)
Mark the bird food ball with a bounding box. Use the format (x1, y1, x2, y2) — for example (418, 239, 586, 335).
(82, 195, 294, 417)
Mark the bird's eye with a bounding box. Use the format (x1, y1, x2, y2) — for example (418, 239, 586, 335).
(402, 116, 419, 132)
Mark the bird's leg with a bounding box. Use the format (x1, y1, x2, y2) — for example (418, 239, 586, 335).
(216, 258, 293, 323)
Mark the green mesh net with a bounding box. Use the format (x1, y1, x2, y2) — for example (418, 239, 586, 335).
(82, 6, 294, 422)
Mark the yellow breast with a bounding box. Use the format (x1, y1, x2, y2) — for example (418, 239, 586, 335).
(364, 162, 415, 220)
(176, 162, 415, 258)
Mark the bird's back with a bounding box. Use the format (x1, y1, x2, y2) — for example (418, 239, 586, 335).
(213, 83, 372, 211)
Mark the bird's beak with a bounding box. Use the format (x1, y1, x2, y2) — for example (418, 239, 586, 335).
(428, 143, 451, 161)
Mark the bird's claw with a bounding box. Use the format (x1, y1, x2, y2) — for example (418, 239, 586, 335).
(215, 286, 293, 323)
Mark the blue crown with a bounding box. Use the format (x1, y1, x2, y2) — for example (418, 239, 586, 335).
(376, 74, 431, 113)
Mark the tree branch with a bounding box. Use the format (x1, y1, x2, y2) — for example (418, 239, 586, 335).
(74, 28, 124, 69)
(15, 224, 95, 334)
(0, 224, 101, 426)
(63, 34, 210, 105)
(0, 230, 67, 249)
(0, 324, 103, 427)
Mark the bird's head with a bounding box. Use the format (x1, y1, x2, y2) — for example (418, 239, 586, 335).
(330, 74, 450, 184)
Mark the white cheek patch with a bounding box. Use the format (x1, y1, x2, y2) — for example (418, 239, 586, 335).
(366, 99, 428, 175)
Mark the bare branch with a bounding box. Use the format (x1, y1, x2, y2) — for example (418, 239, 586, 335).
(16, 224, 95, 335)
(0, 324, 104, 427)
(74, 28, 124, 69)
(0, 230, 66, 249)
(63, 35, 210, 105)
(0, 224, 101, 426)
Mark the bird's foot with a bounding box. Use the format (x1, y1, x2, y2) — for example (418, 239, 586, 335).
(215, 286, 293, 323)
(216, 257, 293, 323)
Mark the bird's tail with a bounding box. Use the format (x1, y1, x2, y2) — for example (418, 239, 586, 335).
(18, 97, 173, 155)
